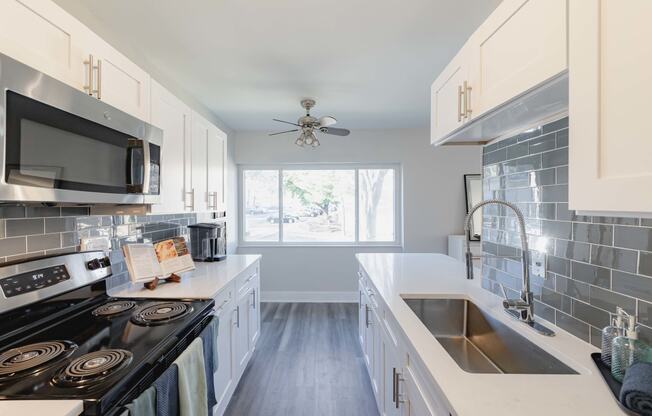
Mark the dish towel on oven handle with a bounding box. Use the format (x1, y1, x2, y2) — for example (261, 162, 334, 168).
(200, 316, 218, 412)
(174, 337, 208, 416)
(153, 363, 179, 416)
(125, 386, 156, 416)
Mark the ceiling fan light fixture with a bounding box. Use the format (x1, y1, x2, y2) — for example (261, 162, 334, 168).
(295, 135, 305, 147)
(312, 137, 320, 148)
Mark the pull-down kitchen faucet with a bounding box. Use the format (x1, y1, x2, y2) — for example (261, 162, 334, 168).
(464, 199, 555, 336)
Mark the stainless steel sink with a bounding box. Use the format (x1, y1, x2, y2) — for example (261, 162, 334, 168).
(403, 298, 577, 375)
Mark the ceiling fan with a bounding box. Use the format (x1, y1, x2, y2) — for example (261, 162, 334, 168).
(269, 99, 351, 147)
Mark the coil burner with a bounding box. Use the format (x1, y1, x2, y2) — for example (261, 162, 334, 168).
(130, 302, 193, 326)
(92, 300, 136, 317)
(0, 341, 77, 380)
(52, 349, 132, 387)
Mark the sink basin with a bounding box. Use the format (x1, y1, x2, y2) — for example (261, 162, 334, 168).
(403, 297, 577, 375)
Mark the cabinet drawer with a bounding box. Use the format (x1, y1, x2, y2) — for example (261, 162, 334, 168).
(236, 263, 259, 296)
(213, 283, 234, 317)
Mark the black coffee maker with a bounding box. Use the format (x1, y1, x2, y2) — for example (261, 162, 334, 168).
(187, 223, 227, 261)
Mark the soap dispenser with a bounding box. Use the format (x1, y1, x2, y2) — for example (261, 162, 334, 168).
(601, 307, 626, 367)
(611, 315, 649, 382)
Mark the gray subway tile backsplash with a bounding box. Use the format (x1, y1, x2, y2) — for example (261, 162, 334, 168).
(481, 116, 652, 346)
(6, 218, 44, 237)
(0, 207, 212, 289)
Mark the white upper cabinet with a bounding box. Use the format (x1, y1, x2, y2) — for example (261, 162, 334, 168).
(207, 126, 227, 212)
(0, 0, 87, 88)
(0, 0, 150, 121)
(150, 80, 192, 214)
(568, 0, 652, 213)
(472, 0, 567, 115)
(430, 51, 472, 144)
(76, 30, 151, 121)
(190, 112, 210, 212)
(430, 0, 569, 145)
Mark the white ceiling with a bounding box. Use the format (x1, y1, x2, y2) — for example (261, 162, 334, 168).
(53, 0, 501, 132)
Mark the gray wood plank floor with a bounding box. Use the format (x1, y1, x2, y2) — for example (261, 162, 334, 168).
(224, 302, 379, 416)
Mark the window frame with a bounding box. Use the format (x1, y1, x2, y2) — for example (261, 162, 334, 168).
(238, 163, 403, 247)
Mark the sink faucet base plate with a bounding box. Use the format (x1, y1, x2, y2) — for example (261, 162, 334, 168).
(504, 309, 556, 337)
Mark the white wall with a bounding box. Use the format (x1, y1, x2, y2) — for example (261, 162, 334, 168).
(235, 128, 482, 301)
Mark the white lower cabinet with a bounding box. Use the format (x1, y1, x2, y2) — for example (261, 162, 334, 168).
(358, 267, 450, 416)
(212, 261, 261, 416)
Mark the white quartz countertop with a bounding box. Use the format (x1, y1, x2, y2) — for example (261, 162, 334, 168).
(356, 253, 625, 416)
(0, 400, 83, 416)
(109, 254, 261, 299)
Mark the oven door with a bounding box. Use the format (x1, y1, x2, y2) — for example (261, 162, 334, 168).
(0, 52, 162, 204)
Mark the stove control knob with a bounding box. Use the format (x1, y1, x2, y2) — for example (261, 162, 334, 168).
(98, 256, 111, 268)
(86, 259, 101, 270)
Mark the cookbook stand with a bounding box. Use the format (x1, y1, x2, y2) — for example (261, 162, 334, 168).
(143, 273, 182, 290)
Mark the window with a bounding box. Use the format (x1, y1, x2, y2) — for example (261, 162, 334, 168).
(241, 165, 401, 245)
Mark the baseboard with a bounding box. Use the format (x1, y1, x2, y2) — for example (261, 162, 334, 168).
(261, 291, 358, 303)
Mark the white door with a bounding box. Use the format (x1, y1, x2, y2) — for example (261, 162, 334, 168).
(150, 80, 192, 214)
(400, 367, 436, 416)
(383, 335, 402, 416)
(0, 0, 87, 88)
(569, 0, 652, 213)
(89, 39, 151, 122)
(214, 297, 235, 414)
(191, 113, 210, 212)
(234, 293, 251, 378)
(473, 0, 567, 115)
(207, 127, 227, 211)
(358, 282, 366, 349)
(247, 286, 260, 348)
(430, 54, 469, 144)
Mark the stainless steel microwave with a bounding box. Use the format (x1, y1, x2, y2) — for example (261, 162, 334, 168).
(0, 53, 162, 205)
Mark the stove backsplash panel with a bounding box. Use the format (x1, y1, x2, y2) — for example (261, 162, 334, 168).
(482, 117, 652, 347)
(0, 209, 215, 288)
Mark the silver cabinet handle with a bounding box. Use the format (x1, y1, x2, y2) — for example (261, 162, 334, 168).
(251, 289, 256, 309)
(207, 191, 216, 210)
(184, 188, 195, 211)
(392, 367, 398, 407)
(359, 290, 362, 309)
(236, 306, 240, 328)
(94, 59, 102, 99)
(365, 305, 371, 328)
(83, 54, 94, 95)
(464, 80, 472, 119)
(457, 85, 464, 122)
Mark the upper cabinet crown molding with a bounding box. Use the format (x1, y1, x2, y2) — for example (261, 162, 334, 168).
(568, 0, 652, 213)
(430, 0, 569, 146)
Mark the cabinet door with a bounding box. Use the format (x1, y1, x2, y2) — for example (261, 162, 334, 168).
(234, 293, 251, 378)
(213, 292, 235, 414)
(383, 330, 402, 416)
(207, 127, 227, 211)
(83, 34, 151, 121)
(371, 307, 382, 406)
(430, 55, 469, 144)
(247, 281, 260, 348)
(0, 0, 87, 88)
(400, 367, 436, 416)
(191, 113, 210, 212)
(150, 80, 192, 214)
(474, 0, 567, 115)
(569, 0, 652, 213)
(358, 282, 366, 349)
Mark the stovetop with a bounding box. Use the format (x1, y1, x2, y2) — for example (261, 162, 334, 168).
(0, 251, 214, 416)
(0, 295, 213, 412)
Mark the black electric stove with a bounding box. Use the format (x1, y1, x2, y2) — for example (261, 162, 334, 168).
(0, 251, 214, 416)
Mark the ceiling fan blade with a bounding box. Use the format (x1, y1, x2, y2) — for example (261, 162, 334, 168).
(269, 129, 299, 136)
(318, 116, 337, 127)
(273, 118, 301, 127)
(319, 127, 350, 136)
